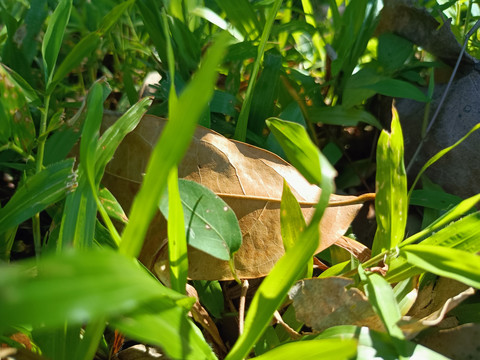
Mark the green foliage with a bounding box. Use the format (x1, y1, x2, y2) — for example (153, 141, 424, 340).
(1, 1, 480, 359)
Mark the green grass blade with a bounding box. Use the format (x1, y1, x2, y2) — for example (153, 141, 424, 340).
(307, 106, 382, 129)
(401, 193, 480, 247)
(372, 108, 407, 256)
(280, 179, 307, 251)
(214, 0, 261, 40)
(266, 118, 335, 186)
(226, 124, 336, 360)
(119, 33, 229, 258)
(95, 96, 153, 182)
(408, 123, 480, 199)
(165, 167, 188, 294)
(401, 245, 480, 289)
(0, 249, 186, 332)
(111, 301, 217, 360)
(48, 32, 101, 94)
(253, 339, 357, 360)
(234, 0, 283, 141)
(97, 0, 135, 35)
(41, 0, 73, 85)
(388, 211, 480, 283)
(0, 159, 75, 232)
(358, 269, 404, 340)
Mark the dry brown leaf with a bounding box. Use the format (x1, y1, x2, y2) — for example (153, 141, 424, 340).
(288, 277, 385, 332)
(399, 277, 475, 338)
(102, 115, 363, 280)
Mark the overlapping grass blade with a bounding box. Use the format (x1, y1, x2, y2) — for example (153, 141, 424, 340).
(42, 0, 72, 84)
(226, 119, 336, 360)
(0, 159, 75, 232)
(372, 108, 407, 256)
(401, 245, 480, 289)
(119, 33, 229, 258)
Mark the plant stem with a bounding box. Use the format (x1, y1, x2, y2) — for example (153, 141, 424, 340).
(32, 93, 51, 258)
(233, 0, 283, 142)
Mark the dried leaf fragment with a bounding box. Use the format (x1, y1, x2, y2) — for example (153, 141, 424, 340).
(288, 277, 385, 332)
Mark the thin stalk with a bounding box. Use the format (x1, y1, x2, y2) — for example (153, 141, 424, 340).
(32, 93, 51, 258)
(234, 0, 283, 142)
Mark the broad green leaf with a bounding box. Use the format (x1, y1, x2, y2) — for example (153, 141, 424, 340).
(409, 189, 462, 210)
(388, 211, 480, 283)
(111, 300, 216, 360)
(0, 64, 41, 105)
(0, 159, 75, 232)
(358, 269, 404, 340)
(159, 179, 242, 262)
(253, 339, 357, 360)
(364, 79, 429, 102)
(307, 105, 382, 129)
(372, 108, 407, 256)
(42, 0, 73, 84)
(119, 33, 229, 258)
(0, 65, 36, 152)
(226, 126, 335, 360)
(400, 245, 480, 289)
(377, 33, 414, 72)
(266, 118, 337, 186)
(165, 167, 188, 294)
(192, 280, 224, 319)
(0, 249, 186, 332)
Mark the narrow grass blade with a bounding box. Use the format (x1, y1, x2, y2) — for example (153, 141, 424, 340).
(111, 301, 217, 360)
(0, 249, 186, 332)
(308, 106, 382, 129)
(165, 167, 188, 294)
(119, 33, 229, 258)
(267, 118, 336, 186)
(48, 32, 101, 94)
(226, 127, 336, 360)
(400, 245, 480, 289)
(214, 0, 261, 40)
(358, 268, 404, 340)
(95, 96, 153, 182)
(372, 108, 407, 256)
(0, 159, 75, 232)
(253, 339, 357, 360)
(280, 179, 307, 251)
(234, 0, 283, 141)
(388, 211, 480, 283)
(408, 123, 480, 198)
(42, 0, 72, 84)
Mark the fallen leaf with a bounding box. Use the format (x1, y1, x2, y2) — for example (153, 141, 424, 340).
(288, 277, 385, 332)
(103, 115, 363, 280)
(399, 277, 475, 338)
